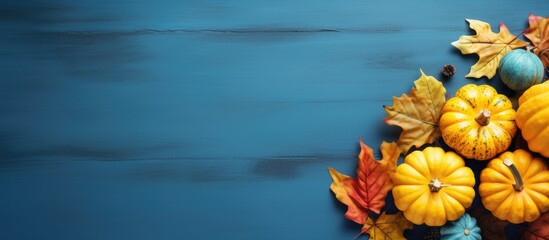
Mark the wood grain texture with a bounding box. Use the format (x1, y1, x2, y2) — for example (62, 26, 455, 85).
(0, 0, 547, 239)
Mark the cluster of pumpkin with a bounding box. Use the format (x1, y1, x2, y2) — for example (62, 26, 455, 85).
(392, 48, 549, 237)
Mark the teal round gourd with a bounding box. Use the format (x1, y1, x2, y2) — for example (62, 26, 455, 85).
(440, 213, 481, 240)
(499, 48, 544, 91)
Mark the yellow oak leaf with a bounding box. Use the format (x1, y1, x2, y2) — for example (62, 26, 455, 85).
(328, 140, 399, 224)
(452, 19, 528, 79)
(383, 70, 446, 154)
(362, 212, 413, 240)
(524, 14, 549, 69)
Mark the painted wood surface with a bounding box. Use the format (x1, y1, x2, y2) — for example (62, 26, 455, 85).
(0, 0, 547, 239)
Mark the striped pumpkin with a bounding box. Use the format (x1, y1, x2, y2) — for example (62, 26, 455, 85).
(517, 81, 549, 157)
(439, 84, 517, 160)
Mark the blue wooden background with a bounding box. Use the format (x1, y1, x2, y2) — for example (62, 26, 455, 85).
(0, 0, 547, 239)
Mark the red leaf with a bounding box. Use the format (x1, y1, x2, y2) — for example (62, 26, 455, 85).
(328, 140, 399, 224)
(470, 205, 509, 240)
(523, 211, 549, 240)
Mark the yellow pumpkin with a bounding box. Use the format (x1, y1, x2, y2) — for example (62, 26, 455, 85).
(479, 149, 549, 223)
(392, 147, 476, 226)
(516, 81, 549, 157)
(439, 84, 517, 160)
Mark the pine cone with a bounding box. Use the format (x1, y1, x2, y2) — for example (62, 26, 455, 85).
(441, 64, 456, 78)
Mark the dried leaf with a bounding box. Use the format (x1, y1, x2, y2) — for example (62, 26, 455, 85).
(362, 212, 413, 240)
(384, 70, 446, 154)
(523, 211, 549, 240)
(452, 19, 529, 79)
(328, 140, 399, 224)
(378, 141, 400, 179)
(524, 14, 549, 69)
(470, 205, 509, 240)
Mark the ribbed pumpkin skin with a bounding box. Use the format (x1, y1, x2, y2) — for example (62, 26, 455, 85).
(499, 49, 544, 91)
(517, 81, 549, 157)
(479, 150, 549, 224)
(439, 84, 517, 160)
(392, 147, 476, 226)
(440, 213, 481, 240)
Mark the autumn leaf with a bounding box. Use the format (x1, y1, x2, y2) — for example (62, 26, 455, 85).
(328, 140, 399, 224)
(452, 19, 529, 79)
(383, 70, 446, 154)
(362, 212, 413, 240)
(377, 141, 400, 179)
(524, 14, 549, 69)
(523, 211, 549, 240)
(470, 205, 509, 240)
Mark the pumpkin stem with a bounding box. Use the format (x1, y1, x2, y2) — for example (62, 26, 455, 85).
(503, 159, 524, 192)
(475, 110, 490, 126)
(428, 178, 450, 192)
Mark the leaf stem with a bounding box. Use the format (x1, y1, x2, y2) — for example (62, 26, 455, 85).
(540, 48, 549, 57)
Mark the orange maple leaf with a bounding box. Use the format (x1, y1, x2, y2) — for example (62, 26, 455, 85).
(328, 140, 399, 224)
(524, 14, 549, 69)
(362, 212, 413, 240)
(452, 19, 528, 79)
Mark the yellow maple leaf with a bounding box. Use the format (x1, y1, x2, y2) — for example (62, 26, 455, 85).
(362, 212, 413, 240)
(383, 70, 446, 154)
(452, 19, 528, 79)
